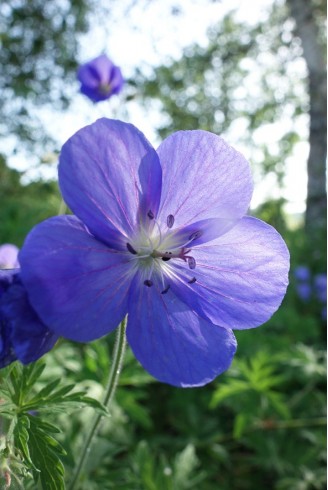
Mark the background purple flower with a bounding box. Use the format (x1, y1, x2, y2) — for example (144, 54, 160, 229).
(20, 118, 289, 387)
(0, 243, 20, 269)
(0, 270, 58, 368)
(295, 282, 312, 302)
(294, 265, 311, 282)
(314, 273, 327, 304)
(77, 54, 124, 102)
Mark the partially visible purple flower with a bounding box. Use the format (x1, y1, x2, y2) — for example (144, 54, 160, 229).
(314, 273, 327, 303)
(77, 54, 124, 103)
(0, 244, 20, 269)
(294, 265, 311, 282)
(296, 282, 312, 302)
(20, 118, 289, 387)
(0, 270, 58, 368)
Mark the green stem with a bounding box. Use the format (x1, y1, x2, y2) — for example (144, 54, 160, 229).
(57, 198, 67, 216)
(68, 317, 127, 490)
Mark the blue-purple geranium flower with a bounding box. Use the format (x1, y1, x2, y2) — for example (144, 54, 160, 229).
(77, 54, 124, 103)
(0, 270, 58, 368)
(20, 119, 289, 387)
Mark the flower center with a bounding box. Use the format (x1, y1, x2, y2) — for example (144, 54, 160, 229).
(99, 82, 112, 95)
(126, 210, 198, 293)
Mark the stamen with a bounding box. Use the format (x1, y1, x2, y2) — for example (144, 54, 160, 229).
(162, 252, 172, 262)
(126, 242, 137, 255)
(187, 257, 196, 270)
(161, 285, 170, 294)
(147, 210, 154, 220)
(188, 277, 197, 284)
(151, 217, 163, 248)
(188, 230, 202, 241)
(178, 230, 203, 250)
(144, 279, 153, 287)
(167, 214, 175, 228)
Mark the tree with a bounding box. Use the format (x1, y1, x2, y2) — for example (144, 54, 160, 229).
(132, 1, 323, 231)
(286, 0, 326, 232)
(0, 0, 93, 153)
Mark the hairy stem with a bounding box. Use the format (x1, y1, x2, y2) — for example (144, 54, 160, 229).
(68, 317, 127, 490)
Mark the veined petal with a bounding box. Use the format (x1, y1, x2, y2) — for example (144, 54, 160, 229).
(127, 277, 237, 387)
(157, 130, 253, 231)
(19, 215, 131, 342)
(59, 119, 162, 249)
(161, 217, 238, 250)
(170, 216, 289, 330)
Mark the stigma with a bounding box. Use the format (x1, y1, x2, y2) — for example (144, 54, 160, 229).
(126, 210, 199, 291)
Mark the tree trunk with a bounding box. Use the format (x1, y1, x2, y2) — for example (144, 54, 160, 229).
(286, 0, 327, 232)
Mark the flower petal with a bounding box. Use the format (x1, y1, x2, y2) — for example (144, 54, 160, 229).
(0, 271, 57, 367)
(127, 278, 237, 387)
(78, 54, 113, 86)
(169, 216, 289, 330)
(59, 119, 162, 249)
(19, 215, 131, 342)
(157, 130, 253, 233)
(161, 217, 238, 250)
(109, 65, 124, 94)
(4, 278, 58, 364)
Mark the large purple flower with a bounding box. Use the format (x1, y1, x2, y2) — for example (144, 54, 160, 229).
(20, 119, 289, 387)
(0, 270, 58, 368)
(77, 54, 124, 103)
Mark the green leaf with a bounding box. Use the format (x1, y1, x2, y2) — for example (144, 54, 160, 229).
(210, 380, 250, 408)
(27, 416, 66, 490)
(173, 444, 199, 488)
(14, 415, 36, 471)
(233, 413, 251, 439)
(22, 362, 46, 393)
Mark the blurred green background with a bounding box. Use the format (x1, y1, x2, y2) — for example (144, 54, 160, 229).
(0, 0, 326, 489)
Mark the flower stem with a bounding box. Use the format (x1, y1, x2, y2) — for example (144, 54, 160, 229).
(68, 317, 127, 490)
(57, 198, 67, 215)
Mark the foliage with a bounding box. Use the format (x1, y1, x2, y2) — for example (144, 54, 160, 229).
(1, 230, 324, 489)
(133, 2, 308, 192)
(0, 0, 94, 152)
(0, 155, 61, 245)
(0, 361, 107, 488)
(0, 0, 326, 489)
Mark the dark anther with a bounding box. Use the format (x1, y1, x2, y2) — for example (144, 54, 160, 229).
(144, 279, 153, 287)
(126, 243, 137, 255)
(161, 285, 170, 294)
(147, 210, 154, 220)
(167, 214, 175, 228)
(187, 257, 196, 270)
(188, 231, 202, 241)
(188, 277, 197, 284)
(162, 256, 171, 262)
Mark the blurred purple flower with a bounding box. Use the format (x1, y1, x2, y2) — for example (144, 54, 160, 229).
(314, 273, 327, 303)
(20, 119, 289, 387)
(296, 282, 312, 302)
(294, 265, 311, 282)
(0, 244, 20, 269)
(77, 54, 123, 103)
(0, 270, 58, 368)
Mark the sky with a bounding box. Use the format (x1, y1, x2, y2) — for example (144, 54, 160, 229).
(7, 0, 308, 215)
